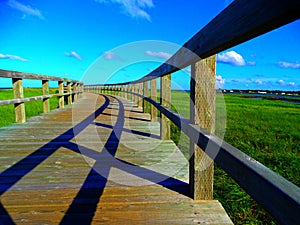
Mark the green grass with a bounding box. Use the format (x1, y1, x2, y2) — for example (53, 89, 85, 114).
(0, 88, 60, 127)
(170, 91, 300, 224)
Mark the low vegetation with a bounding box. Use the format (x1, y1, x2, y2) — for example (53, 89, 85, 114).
(0, 89, 299, 224)
(170, 91, 300, 224)
(0, 88, 60, 127)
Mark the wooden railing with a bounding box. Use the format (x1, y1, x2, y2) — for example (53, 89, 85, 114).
(0, 69, 83, 123)
(84, 0, 300, 224)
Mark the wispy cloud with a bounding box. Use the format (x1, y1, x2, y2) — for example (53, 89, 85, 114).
(65, 51, 82, 61)
(216, 75, 225, 88)
(103, 51, 124, 61)
(217, 51, 246, 66)
(145, 50, 172, 60)
(7, 0, 45, 20)
(0, 53, 28, 62)
(95, 0, 154, 21)
(277, 61, 300, 69)
(277, 79, 297, 87)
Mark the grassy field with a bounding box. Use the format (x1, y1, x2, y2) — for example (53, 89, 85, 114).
(170, 91, 300, 224)
(0, 88, 60, 127)
(1, 89, 299, 224)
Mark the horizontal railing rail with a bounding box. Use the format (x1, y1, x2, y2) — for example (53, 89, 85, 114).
(0, 69, 83, 123)
(84, 0, 300, 224)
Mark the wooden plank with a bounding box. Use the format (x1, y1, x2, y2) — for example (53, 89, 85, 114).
(0, 69, 80, 83)
(67, 82, 72, 105)
(143, 81, 149, 113)
(58, 81, 64, 108)
(0, 95, 53, 106)
(138, 83, 143, 108)
(42, 80, 50, 113)
(160, 75, 171, 140)
(12, 78, 26, 123)
(0, 92, 233, 224)
(72, 82, 78, 102)
(190, 55, 216, 200)
(150, 79, 157, 122)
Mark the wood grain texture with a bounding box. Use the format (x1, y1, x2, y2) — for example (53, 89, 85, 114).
(160, 75, 171, 140)
(150, 79, 157, 122)
(138, 83, 143, 108)
(190, 56, 216, 200)
(0, 93, 232, 224)
(58, 81, 64, 108)
(12, 78, 26, 123)
(143, 81, 149, 113)
(42, 80, 50, 113)
(67, 82, 72, 105)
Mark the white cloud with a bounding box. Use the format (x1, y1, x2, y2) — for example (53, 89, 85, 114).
(103, 51, 124, 61)
(216, 75, 225, 88)
(254, 79, 263, 85)
(65, 51, 82, 61)
(277, 61, 300, 69)
(0, 53, 28, 62)
(145, 50, 172, 60)
(7, 0, 45, 20)
(95, 0, 154, 21)
(288, 82, 296, 87)
(217, 51, 246, 66)
(248, 61, 256, 66)
(277, 79, 285, 85)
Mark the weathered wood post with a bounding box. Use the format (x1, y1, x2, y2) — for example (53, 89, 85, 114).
(12, 78, 25, 123)
(58, 81, 64, 108)
(67, 82, 72, 105)
(138, 83, 143, 108)
(160, 75, 171, 140)
(42, 80, 50, 113)
(130, 84, 133, 102)
(133, 84, 136, 104)
(143, 81, 149, 113)
(120, 85, 123, 97)
(135, 83, 139, 105)
(124, 84, 129, 99)
(150, 79, 157, 122)
(72, 82, 77, 102)
(190, 55, 216, 200)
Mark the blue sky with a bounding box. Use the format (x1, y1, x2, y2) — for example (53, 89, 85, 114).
(0, 0, 299, 90)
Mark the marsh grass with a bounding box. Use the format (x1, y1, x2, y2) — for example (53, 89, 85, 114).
(170, 91, 300, 224)
(0, 88, 60, 127)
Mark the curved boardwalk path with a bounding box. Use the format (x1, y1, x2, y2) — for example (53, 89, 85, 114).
(0, 93, 232, 224)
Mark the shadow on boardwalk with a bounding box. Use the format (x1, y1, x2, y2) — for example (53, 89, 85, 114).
(0, 94, 189, 224)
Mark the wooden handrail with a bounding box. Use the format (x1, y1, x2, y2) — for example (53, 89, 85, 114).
(0, 69, 83, 123)
(84, 0, 300, 224)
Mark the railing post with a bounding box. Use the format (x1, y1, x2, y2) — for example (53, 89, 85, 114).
(12, 78, 26, 123)
(143, 81, 149, 113)
(72, 82, 77, 102)
(58, 81, 64, 108)
(135, 83, 139, 105)
(67, 82, 72, 105)
(42, 80, 50, 113)
(190, 55, 216, 200)
(160, 75, 171, 140)
(132, 84, 136, 104)
(124, 84, 128, 99)
(138, 83, 143, 108)
(150, 79, 157, 122)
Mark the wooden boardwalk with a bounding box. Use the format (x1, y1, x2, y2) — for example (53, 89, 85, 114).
(0, 93, 232, 224)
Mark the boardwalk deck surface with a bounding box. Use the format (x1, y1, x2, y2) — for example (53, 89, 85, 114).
(0, 93, 232, 224)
